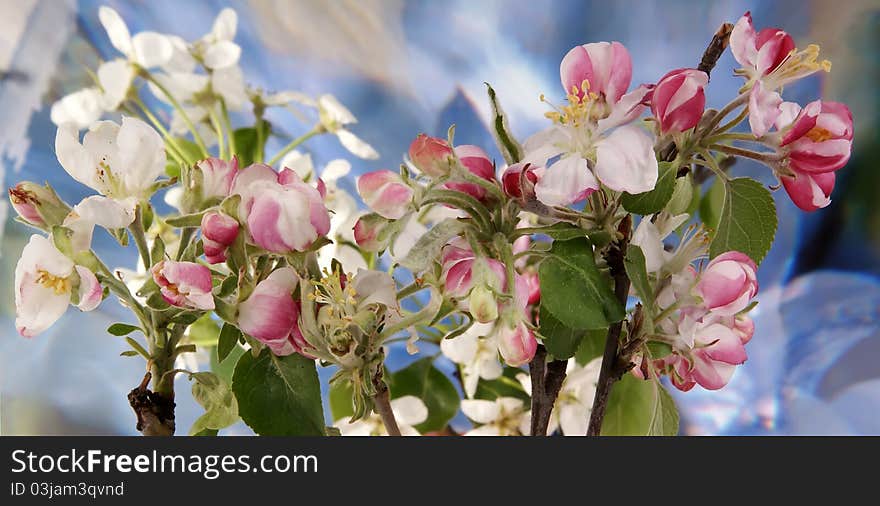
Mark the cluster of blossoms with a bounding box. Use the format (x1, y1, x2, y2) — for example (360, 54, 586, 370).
(9, 7, 854, 437)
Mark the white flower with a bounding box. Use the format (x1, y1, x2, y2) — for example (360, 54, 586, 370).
(334, 395, 428, 436)
(54, 117, 166, 219)
(630, 212, 703, 275)
(555, 358, 602, 436)
(317, 95, 379, 160)
(461, 397, 530, 436)
(440, 322, 503, 398)
(194, 8, 241, 70)
(99, 6, 173, 68)
(50, 60, 136, 130)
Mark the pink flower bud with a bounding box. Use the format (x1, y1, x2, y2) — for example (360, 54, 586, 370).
(408, 134, 454, 177)
(441, 240, 506, 300)
(691, 321, 748, 390)
(696, 251, 758, 316)
(650, 68, 708, 133)
(357, 170, 414, 220)
(497, 320, 538, 367)
(232, 164, 331, 254)
(201, 211, 239, 264)
(779, 100, 853, 175)
(732, 315, 755, 345)
(237, 267, 301, 356)
(353, 213, 393, 252)
(151, 260, 215, 310)
(560, 41, 632, 104)
(501, 163, 540, 199)
(730, 12, 795, 77)
(524, 271, 541, 306)
(195, 156, 239, 201)
(781, 170, 835, 212)
(8, 182, 69, 228)
(289, 322, 317, 360)
(444, 145, 495, 201)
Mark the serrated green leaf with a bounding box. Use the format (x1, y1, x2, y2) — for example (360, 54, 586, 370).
(538, 237, 625, 330)
(389, 358, 460, 433)
(621, 161, 676, 215)
(189, 372, 239, 435)
(539, 306, 585, 360)
(486, 83, 522, 164)
(709, 177, 777, 265)
(396, 218, 466, 272)
(217, 323, 242, 362)
(107, 323, 141, 336)
(232, 349, 325, 435)
(601, 375, 679, 436)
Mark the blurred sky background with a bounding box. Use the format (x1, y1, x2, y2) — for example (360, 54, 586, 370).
(0, 0, 878, 435)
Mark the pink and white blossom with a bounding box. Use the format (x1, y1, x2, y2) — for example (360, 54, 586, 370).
(14, 235, 102, 337)
(408, 134, 454, 177)
(200, 211, 239, 264)
(497, 319, 538, 367)
(194, 156, 238, 202)
(237, 267, 302, 356)
(356, 170, 413, 220)
(650, 68, 708, 133)
(445, 145, 495, 201)
(695, 251, 758, 316)
(151, 260, 215, 310)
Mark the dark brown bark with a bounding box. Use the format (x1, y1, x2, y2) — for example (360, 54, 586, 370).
(529, 345, 567, 436)
(128, 372, 176, 436)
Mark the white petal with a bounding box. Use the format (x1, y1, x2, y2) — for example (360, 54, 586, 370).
(203, 40, 241, 69)
(390, 215, 426, 260)
(461, 399, 500, 424)
(97, 59, 134, 110)
(98, 6, 132, 58)
(353, 269, 398, 310)
(50, 88, 103, 130)
(72, 195, 136, 229)
(595, 125, 658, 193)
(465, 424, 501, 436)
(334, 419, 375, 436)
(163, 35, 197, 73)
(131, 32, 173, 68)
(74, 265, 103, 312)
(278, 150, 314, 179)
(631, 218, 666, 273)
(336, 129, 379, 160)
(522, 126, 567, 165)
(116, 117, 166, 197)
(55, 124, 100, 191)
(211, 8, 238, 41)
(15, 279, 71, 338)
(212, 66, 247, 110)
(440, 331, 478, 364)
(535, 155, 599, 206)
(598, 85, 650, 132)
(318, 94, 356, 125)
(559, 402, 589, 436)
(321, 159, 352, 182)
(390, 396, 429, 426)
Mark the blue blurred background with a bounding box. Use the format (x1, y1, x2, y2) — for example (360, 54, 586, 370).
(0, 0, 878, 435)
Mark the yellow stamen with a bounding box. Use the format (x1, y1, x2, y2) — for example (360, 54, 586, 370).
(36, 270, 71, 295)
(805, 126, 833, 143)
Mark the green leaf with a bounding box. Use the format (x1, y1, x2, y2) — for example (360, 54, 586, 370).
(624, 244, 655, 332)
(665, 173, 695, 216)
(210, 341, 245, 385)
(538, 237, 625, 330)
(217, 323, 242, 362)
(107, 323, 141, 336)
(699, 177, 725, 231)
(389, 358, 460, 433)
(192, 428, 218, 436)
(539, 306, 585, 360)
(396, 218, 466, 272)
(474, 367, 529, 402)
(188, 315, 221, 347)
(165, 212, 205, 228)
(709, 177, 777, 265)
(232, 349, 325, 435)
(601, 375, 679, 436)
(328, 380, 355, 423)
(620, 161, 676, 215)
(574, 328, 606, 365)
(233, 122, 271, 167)
(516, 222, 589, 241)
(485, 83, 523, 164)
(189, 372, 239, 435)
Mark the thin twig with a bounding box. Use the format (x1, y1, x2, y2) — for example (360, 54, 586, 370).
(697, 22, 734, 78)
(372, 374, 402, 436)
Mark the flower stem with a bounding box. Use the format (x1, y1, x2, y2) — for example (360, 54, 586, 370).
(221, 100, 237, 157)
(142, 72, 209, 157)
(267, 126, 322, 167)
(127, 99, 187, 166)
(372, 373, 401, 436)
(208, 107, 226, 159)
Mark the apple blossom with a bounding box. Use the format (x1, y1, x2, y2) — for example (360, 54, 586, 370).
(527, 41, 657, 205)
(14, 235, 102, 337)
(695, 251, 758, 316)
(231, 163, 330, 253)
(237, 267, 302, 356)
(55, 117, 166, 218)
(317, 95, 379, 160)
(408, 134, 454, 177)
(151, 260, 215, 310)
(462, 397, 530, 436)
(497, 319, 538, 367)
(357, 170, 414, 220)
(200, 211, 239, 264)
(193, 156, 239, 203)
(8, 182, 70, 229)
(440, 322, 503, 398)
(688, 319, 749, 390)
(501, 162, 541, 200)
(650, 68, 708, 133)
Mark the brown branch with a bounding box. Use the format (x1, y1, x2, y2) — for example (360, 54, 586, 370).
(586, 216, 632, 436)
(128, 372, 176, 436)
(529, 345, 567, 436)
(372, 371, 402, 436)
